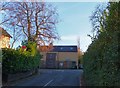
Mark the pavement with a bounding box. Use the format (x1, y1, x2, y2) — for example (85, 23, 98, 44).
(3, 69, 83, 87)
(0, 64, 2, 88)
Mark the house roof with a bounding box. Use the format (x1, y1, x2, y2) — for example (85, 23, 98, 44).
(0, 27, 12, 38)
(39, 45, 78, 52)
(50, 46, 78, 52)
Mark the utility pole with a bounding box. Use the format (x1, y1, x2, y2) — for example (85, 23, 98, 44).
(77, 36, 80, 51)
(77, 36, 81, 69)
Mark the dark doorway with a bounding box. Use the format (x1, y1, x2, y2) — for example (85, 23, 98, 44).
(46, 53, 56, 68)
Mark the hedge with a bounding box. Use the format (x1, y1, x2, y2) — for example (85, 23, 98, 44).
(2, 42, 42, 74)
(83, 2, 120, 86)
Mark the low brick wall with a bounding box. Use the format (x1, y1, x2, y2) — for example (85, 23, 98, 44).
(2, 69, 38, 83)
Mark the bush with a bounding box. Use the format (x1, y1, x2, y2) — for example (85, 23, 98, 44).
(2, 41, 42, 74)
(83, 2, 120, 86)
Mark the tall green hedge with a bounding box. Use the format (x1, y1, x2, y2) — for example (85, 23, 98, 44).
(83, 2, 120, 86)
(2, 42, 42, 74)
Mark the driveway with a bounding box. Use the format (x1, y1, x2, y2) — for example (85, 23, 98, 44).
(5, 69, 83, 87)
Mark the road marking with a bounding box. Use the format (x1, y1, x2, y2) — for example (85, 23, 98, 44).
(56, 70, 64, 72)
(43, 79, 53, 87)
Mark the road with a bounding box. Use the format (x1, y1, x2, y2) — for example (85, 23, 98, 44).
(8, 69, 83, 87)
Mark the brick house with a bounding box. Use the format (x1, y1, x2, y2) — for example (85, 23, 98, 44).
(39, 45, 78, 69)
(0, 27, 12, 48)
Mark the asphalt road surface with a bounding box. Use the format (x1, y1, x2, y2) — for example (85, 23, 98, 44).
(8, 69, 83, 87)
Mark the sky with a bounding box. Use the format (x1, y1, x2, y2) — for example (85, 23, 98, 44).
(51, 2, 101, 52)
(0, 1, 107, 52)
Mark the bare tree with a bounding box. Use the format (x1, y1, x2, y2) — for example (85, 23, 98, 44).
(10, 26, 23, 48)
(89, 4, 108, 40)
(0, 2, 24, 48)
(0, 2, 60, 48)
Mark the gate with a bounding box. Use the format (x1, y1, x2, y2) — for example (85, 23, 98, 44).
(46, 53, 56, 68)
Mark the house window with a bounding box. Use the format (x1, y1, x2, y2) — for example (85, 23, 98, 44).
(60, 47, 63, 50)
(59, 62, 63, 67)
(72, 61, 76, 64)
(72, 61, 76, 67)
(70, 47, 73, 50)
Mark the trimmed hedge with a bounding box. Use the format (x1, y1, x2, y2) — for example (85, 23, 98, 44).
(83, 2, 120, 86)
(2, 42, 42, 74)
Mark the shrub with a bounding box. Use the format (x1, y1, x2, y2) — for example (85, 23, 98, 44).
(2, 41, 42, 74)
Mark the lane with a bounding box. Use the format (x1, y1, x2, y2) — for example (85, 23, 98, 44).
(43, 79, 53, 87)
(10, 69, 83, 86)
(13, 70, 57, 86)
(48, 70, 82, 86)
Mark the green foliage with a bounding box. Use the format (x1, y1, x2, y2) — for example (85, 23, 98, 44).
(0, 49, 2, 63)
(2, 41, 42, 74)
(83, 2, 120, 86)
(78, 55, 83, 64)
